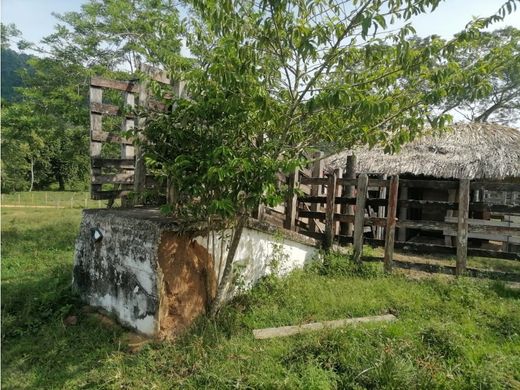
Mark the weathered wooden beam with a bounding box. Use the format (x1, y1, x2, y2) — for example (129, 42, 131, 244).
(91, 130, 133, 145)
(91, 158, 135, 169)
(456, 179, 470, 276)
(398, 199, 458, 210)
(324, 170, 338, 249)
(470, 203, 520, 214)
(400, 179, 458, 190)
(121, 91, 136, 161)
(396, 219, 455, 231)
(134, 79, 148, 199)
(343, 155, 356, 237)
(90, 102, 134, 117)
(309, 152, 324, 233)
(284, 168, 299, 231)
(384, 175, 399, 273)
(252, 314, 397, 339)
(300, 177, 328, 185)
(471, 181, 520, 192)
(90, 76, 139, 93)
(353, 174, 368, 263)
(397, 186, 408, 242)
(299, 196, 386, 207)
(92, 173, 134, 184)
(90, 87, 103, 197)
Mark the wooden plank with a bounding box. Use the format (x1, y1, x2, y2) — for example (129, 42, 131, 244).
(376, 174, 387, 240)
(309, 152, 324, 233)
(398, 199, 458, 210)
(470, 203, 520, 214)
(471, 181, 520, 192)
(91, 158, 135, 169)
(252, 314, 397, 339)
(324, 171, 338, 249)
(92, 173, 134, 184)
(397, 186, 408, 241)
(91, 130, 133, 145)
(384, 175, 399, 272)
(90, 87, 103, 197)
(134, 80, 148, 198)
(300, 177, 328, 185)
(400, 179, 458, 190)
(121, 92, 136, 162)
(338, 178, 388, 187)
(396, 219, 455, 231)
(90, 76, 139, 93)
(298, 196, 386, 207)
(344, 155, 356, 236)
(90, 102, 134, 117)
(353, 174, 368, 263)
(284, 168, 299, 231)
(456, 179, 470, 276)
(445, 217, 520, 236)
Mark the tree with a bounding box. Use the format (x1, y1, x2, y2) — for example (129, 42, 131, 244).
(42, 0, 184, 71)
(436, 27, 520, 125)
(138, 0, 519, 315)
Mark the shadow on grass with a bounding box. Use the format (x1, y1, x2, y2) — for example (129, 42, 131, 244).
(2, 265, 123, 389)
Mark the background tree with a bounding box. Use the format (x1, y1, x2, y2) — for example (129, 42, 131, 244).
(438, 27, 520, 125)
(140, 0, 519, 314)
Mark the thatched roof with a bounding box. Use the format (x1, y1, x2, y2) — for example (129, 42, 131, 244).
(326, 122, 520, 180)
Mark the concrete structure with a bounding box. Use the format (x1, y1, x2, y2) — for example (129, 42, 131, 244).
(73, 208, 319, 338)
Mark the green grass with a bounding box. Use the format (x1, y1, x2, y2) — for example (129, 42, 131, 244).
(2, 208, 520, 389)
(1, 191, 118, 209)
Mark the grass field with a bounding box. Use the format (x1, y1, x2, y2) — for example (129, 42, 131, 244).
(2, 207, 520, 389)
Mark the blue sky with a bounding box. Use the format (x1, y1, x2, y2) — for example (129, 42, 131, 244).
(1, 0, 519, 46)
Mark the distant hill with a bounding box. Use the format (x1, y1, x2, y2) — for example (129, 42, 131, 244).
(1, 48, 32, 102)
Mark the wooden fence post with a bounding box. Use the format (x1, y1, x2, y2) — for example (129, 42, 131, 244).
(324, 170, 338, 250)
(343, 154, 357, 236)
(121, 91, 135, 207)
(90, 86, 103, 198)
(384, 175, 399, 272)
(353, 173, 368, 263)
(456, 178, 470, 275)
(309, 152, 324, 233)
(376, 174, 387, 240)
(284, 168, 299, 231)
(397, 186, 408, 242)
(133, 74, 148, 202)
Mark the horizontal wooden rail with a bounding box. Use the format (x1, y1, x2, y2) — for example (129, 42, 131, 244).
(90, 102, 134, 118)
(91, 130, 133, 145)
(299, 196, 387, 207)
(92, 158, 135, 169)
(92, 173, 134, 184)
(398, 199, 458, 210)
(397, 219, 455, 231)
(400, 179, 458, 190)
(300, 177, 328, 185)
(470, 202, 520, 214)
(471, 181, 520, 192)
(90, 77, 139, 93)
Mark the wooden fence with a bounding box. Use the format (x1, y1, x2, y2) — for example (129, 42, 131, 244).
(260, 165, 520, 276)
(89, 64, 185, 203)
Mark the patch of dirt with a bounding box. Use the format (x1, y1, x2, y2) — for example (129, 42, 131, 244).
(157, 233, 217, 339)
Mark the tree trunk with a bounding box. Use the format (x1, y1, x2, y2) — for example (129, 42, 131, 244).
(57, 175, 65, 191)
(29, 158, 34, 192)
(208, 214, 247, 318)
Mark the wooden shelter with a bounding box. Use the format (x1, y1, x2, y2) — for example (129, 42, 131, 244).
(325, 122, 520, 252)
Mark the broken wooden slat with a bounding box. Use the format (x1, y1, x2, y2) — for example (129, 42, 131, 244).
(253, 314, 397, 340)
(90, 76, 139, 93)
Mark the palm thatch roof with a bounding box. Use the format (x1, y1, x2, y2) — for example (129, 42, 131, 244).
(326, 122, 520, 180)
